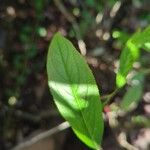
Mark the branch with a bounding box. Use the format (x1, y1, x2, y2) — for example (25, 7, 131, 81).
(11, 121, 70, 150)
(102, 88, 119, 107)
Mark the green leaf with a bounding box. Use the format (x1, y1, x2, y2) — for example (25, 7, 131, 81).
(132, 26, 150, 46)
(47, 33, 103, 149)
(143, 42, 150, 52)
(140, 26, 150, 52)
(116, 38, 140, 88)
(120, 73, 144, 110)
(116, 25, 150, 88)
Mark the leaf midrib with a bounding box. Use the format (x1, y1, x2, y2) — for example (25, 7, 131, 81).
(56, 38, 97, 148)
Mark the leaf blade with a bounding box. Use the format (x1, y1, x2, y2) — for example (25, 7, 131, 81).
(116, 26, 150, 88)
(47, 33, 103, 149)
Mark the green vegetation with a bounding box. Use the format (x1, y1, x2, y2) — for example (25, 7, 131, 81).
(1, 0, 150, 149)
(47, 26, 150, 149)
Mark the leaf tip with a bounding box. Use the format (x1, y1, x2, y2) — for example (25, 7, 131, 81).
(116, 73, 126, 88)
(53, 31, 64, 39)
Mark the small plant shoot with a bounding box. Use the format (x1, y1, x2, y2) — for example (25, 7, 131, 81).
(116, 26, 150, 88)
(47, 26, 150, 150)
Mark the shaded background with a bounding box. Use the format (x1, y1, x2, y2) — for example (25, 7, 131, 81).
(0, 0, 150, 150)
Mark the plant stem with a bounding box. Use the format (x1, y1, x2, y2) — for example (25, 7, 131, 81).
(102, 88, 119, 107)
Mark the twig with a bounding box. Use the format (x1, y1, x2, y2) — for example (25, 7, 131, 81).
(117, 131, 138, 150)
(11, 121, 70, 150)
(102, 88, 119, 107)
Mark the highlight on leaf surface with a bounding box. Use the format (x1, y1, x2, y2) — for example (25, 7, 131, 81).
(47, 33, 104, 149)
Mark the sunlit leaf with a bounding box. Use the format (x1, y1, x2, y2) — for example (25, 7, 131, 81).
(116, 26, 150, 88)
(47, 33, 103, 149)
(143, 42, 150, 52)
(140, 26, 150, 52)
(132, 26, 150, 46)
(116, 40, 140, 88)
